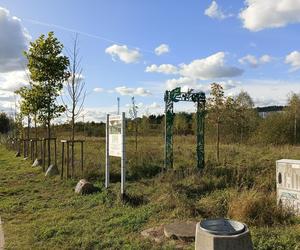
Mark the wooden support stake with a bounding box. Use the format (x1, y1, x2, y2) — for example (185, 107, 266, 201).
(66, 141, 70, 179)
(54, 138, 57, 167)
(43, 139, 46, 171)
(23, 140, 26, 158)
(81, 141, 84, 177)
(71, 142, 74, 178)
(61, 142, 64, 180)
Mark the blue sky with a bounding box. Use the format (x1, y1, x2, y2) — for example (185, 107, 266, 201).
(1, 0, 300, 121)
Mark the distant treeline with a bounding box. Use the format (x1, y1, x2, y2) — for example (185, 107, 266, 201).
(2, 88, 300, 146)
(256, 106, 285, 113)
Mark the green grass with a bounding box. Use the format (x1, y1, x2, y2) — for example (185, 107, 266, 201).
(1, 137, 300, 249)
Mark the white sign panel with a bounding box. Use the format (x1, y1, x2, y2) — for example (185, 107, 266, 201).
(276, 159, 300, 215)
(105, 112, 126, 196)
(109, 115, 122, 157)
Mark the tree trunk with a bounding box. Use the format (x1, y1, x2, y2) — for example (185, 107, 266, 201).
(27, 116, 30, 140)
(34, 114, 37, 139)
(71, 116, 75, 177)
(135, 119, 138, 153)
(294, 113, 297, 145)
(216, 121, 220, 163)
(47, 119, 51, 167)
(71, 62, 76, 175)
(135, 119, 138, 164)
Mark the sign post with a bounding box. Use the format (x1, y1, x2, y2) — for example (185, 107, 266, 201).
(121, 112, 126, 196)
(105, 114, 110, 188)
(105, 112, 126, 196)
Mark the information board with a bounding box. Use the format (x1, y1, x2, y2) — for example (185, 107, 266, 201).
(105, 112, 126, 196)
(108, 115, 122, 157)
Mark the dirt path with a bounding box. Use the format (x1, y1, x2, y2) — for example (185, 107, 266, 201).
(0, 217, 4, 250)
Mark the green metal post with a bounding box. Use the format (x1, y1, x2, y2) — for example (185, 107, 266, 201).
(197, 101, 205, 169)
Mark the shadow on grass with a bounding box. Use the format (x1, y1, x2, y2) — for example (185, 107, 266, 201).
(127, 164, 162, 181)
(121, 192, 148, 207)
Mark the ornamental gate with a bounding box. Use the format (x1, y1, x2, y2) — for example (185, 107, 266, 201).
(164, 87, 206, 169)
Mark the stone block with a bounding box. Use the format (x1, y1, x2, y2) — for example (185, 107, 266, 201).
(75, 179, 97, 195)
(45, 164, 59, 177)
(32, 158, 42, 167)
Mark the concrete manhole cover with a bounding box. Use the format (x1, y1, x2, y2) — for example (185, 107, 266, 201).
(164, 221, 197, 241)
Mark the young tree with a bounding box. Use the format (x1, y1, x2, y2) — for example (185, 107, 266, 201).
(129, 96, 138, 154)
(15, 87, 31, 140)
(207, 83, 225, 163)
(174, 113, 189, 135)
(0, 112, 11, 134)
(286, 93, 300, 144)
(62, 35, 86, 141)
(235, 91, 257, 143)
(24, 32, 70, 167)
(15, 84, 43, 139)
(61, 35, 86, 171)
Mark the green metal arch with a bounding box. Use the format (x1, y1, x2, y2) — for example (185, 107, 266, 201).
(164, 87, 206, 169)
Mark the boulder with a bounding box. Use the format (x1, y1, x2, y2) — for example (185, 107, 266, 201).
(141, 226, 164, 243)
(75, 179, 97, 195)
(45, 164, 59, 177)
(32, 158, 42, 167)
(164, 221, 197, 242)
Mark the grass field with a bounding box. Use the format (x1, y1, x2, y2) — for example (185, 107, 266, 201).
(1, 136, 300, 249)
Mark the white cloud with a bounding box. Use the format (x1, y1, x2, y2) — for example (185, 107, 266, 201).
(0, 90, 15, 102)
(239, 55, 258, 68)
(220, 80, 240, 90)
(161, 52, 242, 91)
(93, 87, 104, 93)
(105, 44, 141, 63)
(165, 77, 210, 93)
(260, 54, 272, 63)
(166, 77, 197, 90)
(224, 78, 300, 106)
(145, 64, 178, 74)
(148, 102, 160, 109)
(180, 52, 243, 80)
(285, 51, 300, 71)
(115, 86, 151, 96)
(239, 54, 272, 68)
(154, 44, 169, 56)
(0, 7, 30, 72)
(0, 70, 28, 91)
(204, 1, 229, 20)
(240, 0, 300, 31)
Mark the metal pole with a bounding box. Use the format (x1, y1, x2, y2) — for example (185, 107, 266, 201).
(196, 101, 205, 169)
(121, 112, 126, 196)
(105, 114, 110, 188)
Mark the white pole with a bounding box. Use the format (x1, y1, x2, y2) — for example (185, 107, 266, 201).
(105, 114, 110, 188)
(121, 112, 126, 196)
